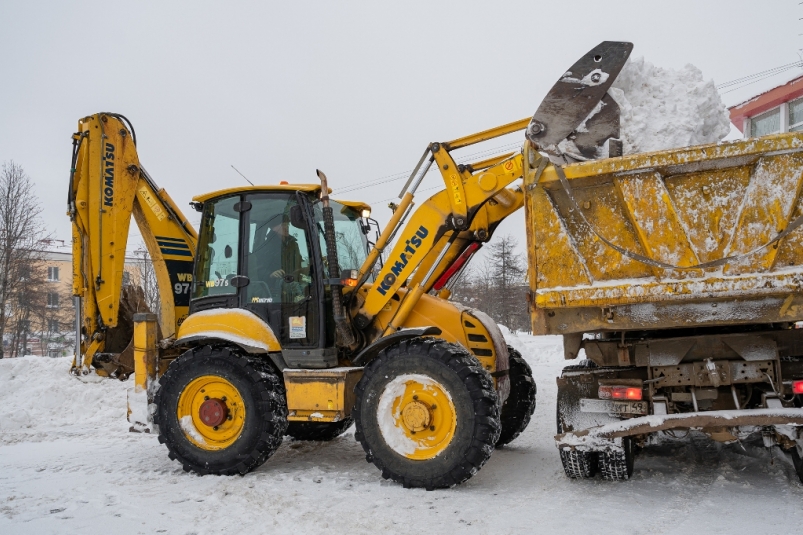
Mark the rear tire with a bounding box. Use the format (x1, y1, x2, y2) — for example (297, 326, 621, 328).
(557, 414, 598, 479)
(559, 448, 598, 478)
(599, 437, 635, 481)
(496, 346, 536, 446)
(790, 446, 803, 484)
(287, 418, 353, 441)
(154, 346, 288, 476)
(353, 338, 500, 490)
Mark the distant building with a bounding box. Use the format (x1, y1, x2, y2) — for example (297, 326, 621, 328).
(11, 239, 147, 357)
(729, 74, 803, 138)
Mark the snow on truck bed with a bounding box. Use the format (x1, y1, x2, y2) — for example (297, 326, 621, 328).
(1, 332, 802, 535)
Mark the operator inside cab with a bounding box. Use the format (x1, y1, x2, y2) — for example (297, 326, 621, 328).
(252, 209, 303, 301)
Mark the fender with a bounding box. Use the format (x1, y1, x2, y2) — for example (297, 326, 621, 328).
(351, 326, 442, 366)
(174, 308, 281, 354)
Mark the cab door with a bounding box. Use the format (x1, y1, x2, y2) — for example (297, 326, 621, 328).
(241, 193, 328, 363)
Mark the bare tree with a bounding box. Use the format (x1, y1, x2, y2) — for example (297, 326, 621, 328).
(449, 235, 530, 332)
(129, 244, 161, 319)
(0, 162, 47, 358)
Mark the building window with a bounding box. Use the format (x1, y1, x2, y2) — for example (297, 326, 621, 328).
(750, 107, 781, 137)
(47, 292, 59, 308)
(47, 266, 59, 282)
(122, 271, 131, 286)
(47, 319, 60, 332)
(789, 98, 803, 132)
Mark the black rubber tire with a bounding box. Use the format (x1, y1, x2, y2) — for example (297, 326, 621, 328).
(287, 418, 354, 441)
(556, 412, 598, 479)
(559, 448, 598, 478)
(153, 345, 288, 476)
(599, 437, 635, 481)
(353, 337, 500, 490)
(790, 446, 803, 484)
(496, 346, 537, 446)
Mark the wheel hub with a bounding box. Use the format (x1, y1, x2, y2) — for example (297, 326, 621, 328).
(198, 398, 229, 427)
(401, 400, 431, 432)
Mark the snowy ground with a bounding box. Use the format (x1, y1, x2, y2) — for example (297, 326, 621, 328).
(2, 333, 802, 535)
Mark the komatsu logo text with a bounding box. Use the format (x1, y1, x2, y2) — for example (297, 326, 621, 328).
(103, 142, 115, 207)
(376, 225, 429, 296)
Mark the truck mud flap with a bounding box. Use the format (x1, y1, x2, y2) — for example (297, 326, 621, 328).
(556, 408, 803, 451)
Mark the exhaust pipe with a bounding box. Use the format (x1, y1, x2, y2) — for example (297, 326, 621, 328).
(316, 170, 357, 349)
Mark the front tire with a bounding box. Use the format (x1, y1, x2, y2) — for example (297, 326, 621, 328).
(154, 346, 288, 476)
(496, 346, 536, 446)
(353, 338, 500, 490)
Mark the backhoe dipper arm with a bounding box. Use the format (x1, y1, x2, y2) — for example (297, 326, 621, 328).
(69, 113, 197, 373)
(354, 119, 538, 334)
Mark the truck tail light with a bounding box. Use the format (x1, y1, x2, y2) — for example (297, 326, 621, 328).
(792, 380, 803, 395)
(599, 385, 642, 400)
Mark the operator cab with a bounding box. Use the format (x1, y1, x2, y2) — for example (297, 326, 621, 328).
(189, 184, 372, 367)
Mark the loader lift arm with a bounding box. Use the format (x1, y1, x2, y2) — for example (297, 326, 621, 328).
(352, 117, 534, 334)
(351, 41, 633, 339)
(69, 113, 197, 374)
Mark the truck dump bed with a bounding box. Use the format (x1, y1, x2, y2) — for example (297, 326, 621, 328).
(524, 132, 803, 335)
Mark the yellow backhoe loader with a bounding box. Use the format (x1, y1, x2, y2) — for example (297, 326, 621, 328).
(75, 41, 772, 488)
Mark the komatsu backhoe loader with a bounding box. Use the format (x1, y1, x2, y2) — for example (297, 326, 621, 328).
(69, 100, 549, 490)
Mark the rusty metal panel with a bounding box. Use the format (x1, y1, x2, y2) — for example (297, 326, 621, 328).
(525, 132, 803, 334)
(526, 185, 591, 289)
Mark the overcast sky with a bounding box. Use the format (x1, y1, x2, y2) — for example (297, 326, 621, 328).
(1, 1, 801, 257)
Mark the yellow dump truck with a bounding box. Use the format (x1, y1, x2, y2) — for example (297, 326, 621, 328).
(526, 132, 803, 480)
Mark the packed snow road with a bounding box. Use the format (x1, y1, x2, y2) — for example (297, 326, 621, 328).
(2, 332, 802, 535)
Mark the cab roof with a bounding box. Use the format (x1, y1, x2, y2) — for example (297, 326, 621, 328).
(192, 184, 371, 214)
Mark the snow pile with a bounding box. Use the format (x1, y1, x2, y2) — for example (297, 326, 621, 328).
(609, 57, 732, 155)
(0, 356, 128, 444)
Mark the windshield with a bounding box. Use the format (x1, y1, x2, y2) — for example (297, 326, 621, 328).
(193, 196, 240, 299)
(315, 200, 370, 276)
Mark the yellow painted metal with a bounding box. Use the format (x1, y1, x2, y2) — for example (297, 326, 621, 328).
(283, 368, 363, 422)
(133, 314, 158, 394)
(444, 117, 530, 150)
(192, 184, 326, 203)
(524, 132, 803, 334)
(175, 309, 281, 353)
(70, 113, 197, 372)
(176, 375, 246, 451)
(385, 377, 457, 460)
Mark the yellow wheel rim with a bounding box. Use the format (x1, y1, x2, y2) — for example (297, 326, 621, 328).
(378, 374, 457, 460)
(176, 375, 246, 451)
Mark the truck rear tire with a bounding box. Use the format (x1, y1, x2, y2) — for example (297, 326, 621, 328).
(287, 418, 353, 441)
(557, 415, 597, 478)
(496, 346, 536, 446)
(790, 447, 803, 484)
(599, 437, 635, 481)
(154, 346, 288, 476)
(353, 337, 500, 490)
(559, 448, 598, 478)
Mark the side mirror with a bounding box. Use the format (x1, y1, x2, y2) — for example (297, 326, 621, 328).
(289, 205, 306, 229)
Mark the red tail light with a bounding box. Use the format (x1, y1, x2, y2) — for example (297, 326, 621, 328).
(432, 242, 482, 291)
(792, 380, 803, 394)
(599, 385, 642, 400)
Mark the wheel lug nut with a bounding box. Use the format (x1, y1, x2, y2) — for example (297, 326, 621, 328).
(204, 396, 210, 401)
(431, 404, 436, 410)
(413, 395, 418, 400)
(213, 426, 219, 431)
(227, 415, 232, 420)
(411, 430, 416, 434)
(221, 396, 227, 402)
(430, 426, 435, 431)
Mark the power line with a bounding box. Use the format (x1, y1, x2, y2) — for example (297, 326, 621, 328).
(717, 60, 803, 94)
